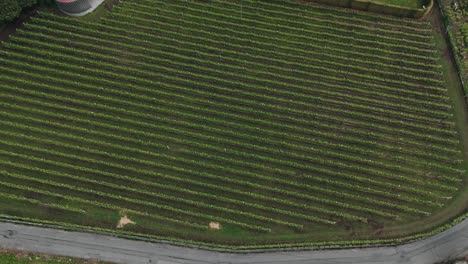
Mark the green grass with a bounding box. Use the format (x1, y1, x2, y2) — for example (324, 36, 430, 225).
(0, 249, 108, 264)
(0, 0, 466, 248)
(374, 0, 425, 8)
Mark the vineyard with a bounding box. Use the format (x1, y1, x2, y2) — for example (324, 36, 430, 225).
(0, 0, 466, 248)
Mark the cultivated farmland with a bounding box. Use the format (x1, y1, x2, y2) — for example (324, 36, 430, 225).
(0, 0, 466, 248)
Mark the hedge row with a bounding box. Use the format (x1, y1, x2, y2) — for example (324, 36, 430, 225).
(0, 0, 54, 24)
(299, 0, 434, 19)
(0, 0, 21, 24)
(436, 0, 468, 95)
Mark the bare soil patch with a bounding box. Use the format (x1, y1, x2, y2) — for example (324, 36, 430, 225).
(116, 215, 135, 229)
(209, 222, 221, 230)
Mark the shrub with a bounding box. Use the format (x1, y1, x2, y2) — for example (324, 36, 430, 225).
(0, 0, 21, 24)
(0, 0, 39, 25)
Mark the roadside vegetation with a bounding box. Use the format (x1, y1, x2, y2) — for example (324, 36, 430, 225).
(0, 249, 108, 264)
(0, 0, 466, 248)
(439, 0, 468, 94)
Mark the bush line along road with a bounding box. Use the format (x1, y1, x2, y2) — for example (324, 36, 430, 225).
(0, 0, 466, 248)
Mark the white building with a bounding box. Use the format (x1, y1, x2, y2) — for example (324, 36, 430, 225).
(56, 0, 105, 17)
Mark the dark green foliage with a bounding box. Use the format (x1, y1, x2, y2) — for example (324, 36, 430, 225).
(0, 0, 38, 25)
(37, 0, 56, 6)
(18, 0, 37, 8)
(442, 0, 468, 94)
(0, 0, 21, 24)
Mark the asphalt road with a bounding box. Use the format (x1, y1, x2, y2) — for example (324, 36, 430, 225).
(1, 219, 467, 264)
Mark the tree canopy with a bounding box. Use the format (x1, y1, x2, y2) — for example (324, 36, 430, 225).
(0, 0, 37, 24)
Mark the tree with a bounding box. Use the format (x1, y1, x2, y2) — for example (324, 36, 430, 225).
(19, 0, 37, 8)
(0, 0, 39, 25)
(0, 0, 21, 24)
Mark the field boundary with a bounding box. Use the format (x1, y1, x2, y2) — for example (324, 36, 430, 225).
(0, 212, 466, 251)
(1, 218, 467, 263)
(435, 0, 468, 95)
(299, 0, 433, 18)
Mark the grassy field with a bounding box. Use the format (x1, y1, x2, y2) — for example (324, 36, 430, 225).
(0, 0, 466, 248)
(375, 0, 425, 8)
(0, 249, 108, 263)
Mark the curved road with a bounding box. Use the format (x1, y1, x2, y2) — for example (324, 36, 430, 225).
(1, 219, 468, 264)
